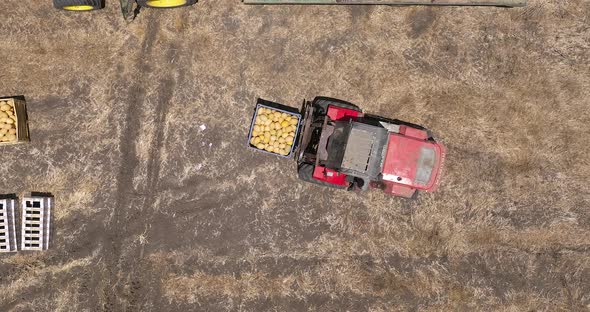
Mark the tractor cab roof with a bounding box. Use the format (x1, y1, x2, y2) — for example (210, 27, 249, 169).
(323, 120, 388, 180)
(381, 133, 445, 191)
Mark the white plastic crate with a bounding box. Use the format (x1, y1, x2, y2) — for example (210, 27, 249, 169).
(21, 196, 52, 251)
(0, 198, 18, 252)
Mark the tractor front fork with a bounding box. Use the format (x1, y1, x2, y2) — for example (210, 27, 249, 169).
(120, 0, 139, 21)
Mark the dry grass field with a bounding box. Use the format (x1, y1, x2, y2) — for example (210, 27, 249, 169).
(0, 0, 589, 311)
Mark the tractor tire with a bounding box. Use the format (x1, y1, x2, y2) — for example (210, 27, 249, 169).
(298, 163, 348, 190)
(137, 0, 197, 8)
(53, 0, 104, 11)
(313, 97, 362, 115)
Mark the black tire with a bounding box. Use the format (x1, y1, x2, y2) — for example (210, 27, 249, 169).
(137, 0, 197, 8)
(53, 0, 104, 10)
(298, 163, 348, 190)
(313, 97, 362, 115)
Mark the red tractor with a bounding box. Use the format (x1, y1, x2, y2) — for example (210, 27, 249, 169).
(294, 97, 446, 199)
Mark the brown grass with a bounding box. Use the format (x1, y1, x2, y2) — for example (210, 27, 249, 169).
(0, 0, 589, 311)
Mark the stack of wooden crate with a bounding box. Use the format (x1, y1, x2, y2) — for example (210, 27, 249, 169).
(0, 194, 53, 253)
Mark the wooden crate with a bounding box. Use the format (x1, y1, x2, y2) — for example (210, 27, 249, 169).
(21, 196, 53, 251)
(0, 97, 30, 145)
(247, 99, 301, 158)
(0, 198, 18, 253)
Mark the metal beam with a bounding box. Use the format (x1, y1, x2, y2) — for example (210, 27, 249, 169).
(242, 0, 527, 7)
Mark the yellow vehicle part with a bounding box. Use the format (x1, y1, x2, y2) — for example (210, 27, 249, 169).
(145, 0, 187, 7)
(63, 5, 95, 10)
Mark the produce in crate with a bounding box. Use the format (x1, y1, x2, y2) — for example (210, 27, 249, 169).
(0, 97, 30, 145)
(0, 100, 18, 143)
(250, 107, 298, 156)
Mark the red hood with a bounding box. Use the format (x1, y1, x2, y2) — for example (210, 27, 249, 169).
(381, 133, 445, 191)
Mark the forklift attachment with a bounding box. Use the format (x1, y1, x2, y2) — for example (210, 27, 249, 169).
(242, 0, 526, 7)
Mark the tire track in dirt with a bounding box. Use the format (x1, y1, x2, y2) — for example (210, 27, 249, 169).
(102, 12, 191, 311)
(143, 44, 185, 206)
(124, 14, 192, 309)
(101, 17, 163, 312)
(124, 46, 187, 311)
